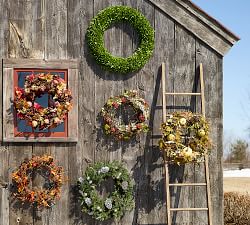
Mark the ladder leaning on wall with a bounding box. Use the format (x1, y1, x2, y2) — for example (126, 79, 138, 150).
(161, 62, 213, 225)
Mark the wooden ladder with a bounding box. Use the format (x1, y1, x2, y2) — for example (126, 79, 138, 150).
(161, 62, 213, 225)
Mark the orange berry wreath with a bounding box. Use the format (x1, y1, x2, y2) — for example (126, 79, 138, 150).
(14, 73, 73, 130)
(12, 155, 65, 208)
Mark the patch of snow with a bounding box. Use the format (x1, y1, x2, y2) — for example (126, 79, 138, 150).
(223, 169, 250, 177)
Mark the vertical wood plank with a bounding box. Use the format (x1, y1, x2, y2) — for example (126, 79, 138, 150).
(7, 0, 35, 224)
(0, 0, 9, 141)
(9, 1, 50, 225)
(196, 41, 223, 225)
(3, 68, 14, 141)
(93, 0, 124, 168)
(0, 2, 10, 224)
(68, 69, 79, 140)
(44, 0, 67, 60)
(67, 0, 95, 224)
(170, 24, 196, 225)
(141, 7, 175, 225)
(32, 144, 52, 225)
(8, 0, 44, 58)
(0, 185, 9, 225)
(8, 144, 33, 225)
(36, 1, 70, 225)
(93, 2, 126, 225)
(51, 144, 69, 225)
(119, 1, 141, 225)
(0, 0, 9, 58)
(135, 1, 156, 225)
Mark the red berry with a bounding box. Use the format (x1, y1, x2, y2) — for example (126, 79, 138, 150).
(112, 102, 119, 109)
(139, 114, 145, 122)
(136, 123, 142, 129)
(121, 97, 127, 103)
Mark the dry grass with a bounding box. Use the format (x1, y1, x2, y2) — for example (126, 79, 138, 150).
(224, 178, 250, 194)
(224, 178, 250, 224)
(224, 192, 250, 225)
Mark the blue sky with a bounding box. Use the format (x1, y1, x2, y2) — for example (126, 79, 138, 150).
(192, 0, 250, 141)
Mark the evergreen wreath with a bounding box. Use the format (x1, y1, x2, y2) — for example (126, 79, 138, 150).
(14, 73, 73, 130)
(12, 155, 65, 208)
(159, 111, 212, 164)
(86, 6, 155, 73)
(77, 161, 134, 221)
(101, 90, 149, 140)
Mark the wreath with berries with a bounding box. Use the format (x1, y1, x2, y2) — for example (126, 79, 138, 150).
(12, 155, 65, 208)
(158, 111, 212, 164)
(101, 90, 149, 140)
(14, 73, 73, 130)
(78, 161, 134, 221)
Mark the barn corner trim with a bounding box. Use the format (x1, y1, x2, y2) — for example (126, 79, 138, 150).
(148, 0, 240, 56)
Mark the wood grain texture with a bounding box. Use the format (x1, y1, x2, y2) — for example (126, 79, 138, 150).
(44, 0, 67, 60)
(8, 0, 44, 59)
(8, 0, 45, 224)
(136, 2, 168, 225)
(177, 0, 239, 44)
(68, 69, 79, 140)
(3, 59, 79, 69)
(175, 0, 239, 44)
(38, 1, 70, 225)
(7, 1, 34, 225)
(153, 8, 176, 225)
(8, 144, 33, 225)
(0, 0, 9, 142)
(119, 1, 142, 224)
(196, 41, 223, 225)
(148, 0, 235, 56)
(3, 138, 77, 143)
(0, 187, 9, 225)
(0, 1, 10, 224)
(67, 0, 95, 224)
(0, 0, 228, 224)
(168, 24, 196, 225)
(3, 68, 14, 141)
(94, 2, 125, 225)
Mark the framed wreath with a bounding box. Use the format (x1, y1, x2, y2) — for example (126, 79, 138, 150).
(14, 73, 73, 130)
(87, 6, 155, 73)
(101, 90, 149, 140)
(158, 111, 212, 164)
(12, 155, 65, 208)
(78, 161, 134, 221)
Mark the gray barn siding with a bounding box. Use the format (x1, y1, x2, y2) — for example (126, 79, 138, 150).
(0, 0, 223, 225)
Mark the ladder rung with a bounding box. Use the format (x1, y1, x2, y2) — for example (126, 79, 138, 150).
(169, 183, 207, 187)
(170, 208, 208, 211)
(165, 92, 201, 96)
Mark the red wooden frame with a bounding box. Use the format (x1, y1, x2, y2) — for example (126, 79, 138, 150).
(13, 69, 68, 138)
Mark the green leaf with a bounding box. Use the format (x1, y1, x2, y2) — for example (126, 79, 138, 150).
(86, 6, 155, 74)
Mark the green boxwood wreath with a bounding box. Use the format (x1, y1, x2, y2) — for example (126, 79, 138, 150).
(77, 161, 134, 221)
(86, 6, 155, 73)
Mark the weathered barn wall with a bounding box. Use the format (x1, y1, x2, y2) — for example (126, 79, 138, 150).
(0, 0, 223, 225)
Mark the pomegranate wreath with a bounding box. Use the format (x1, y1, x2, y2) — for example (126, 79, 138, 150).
(101, 90, 149, 140)
(14, 73, 73, 130)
